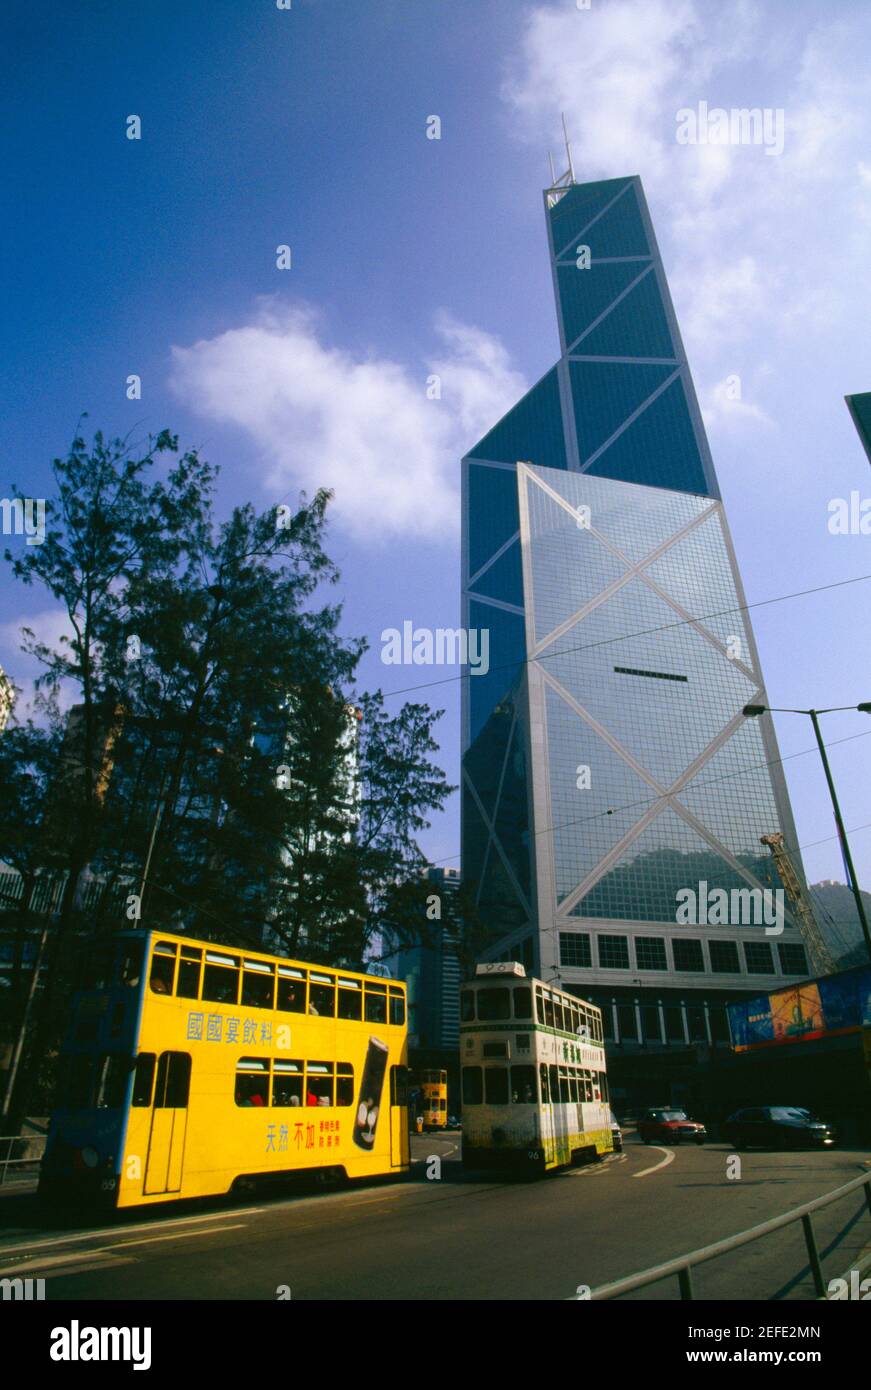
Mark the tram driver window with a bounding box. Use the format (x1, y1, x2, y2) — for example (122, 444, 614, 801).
(484, 1068, 509, 1105)
(462, 1066, 483, 1105)
(477, 988, 510, 1021)
(460, 991, 475, 1022)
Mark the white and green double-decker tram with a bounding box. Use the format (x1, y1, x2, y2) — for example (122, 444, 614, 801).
(460, 963, 613, 1174)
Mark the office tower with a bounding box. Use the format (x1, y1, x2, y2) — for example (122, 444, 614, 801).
(461, 174, 810, 1063)
(846, 391, 871, 466)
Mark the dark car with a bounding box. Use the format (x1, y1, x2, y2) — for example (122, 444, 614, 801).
(723, 1106, 835, 1150)
(637, 1108, 707, 1145)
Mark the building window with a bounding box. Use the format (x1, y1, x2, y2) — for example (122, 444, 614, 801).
(635, 937, 667, 971)
(559, 932, 592, 968)
(672, 939, 705, 972)
(616, 1004, 637, 1041)
(687, 1006, 707, 1042)
(777, 943, 808, 976)
(598, 935, 630, 970)
(709, 1006, 730, 1043)
(641, 1004, 662, 1042)
(664, 1006, 685, 1043)
(744, 942, 774, 974)
(709, 940, 740, 974)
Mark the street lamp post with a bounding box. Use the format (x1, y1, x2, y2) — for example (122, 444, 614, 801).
(742, 702, 871, 963)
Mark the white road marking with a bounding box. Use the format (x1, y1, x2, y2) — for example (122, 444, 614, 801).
(0, 1207, 264, 1261)
(633, 1146, 675, 1177)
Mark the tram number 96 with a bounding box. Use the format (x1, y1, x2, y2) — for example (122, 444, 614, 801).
(527, 1150, 541, 1161)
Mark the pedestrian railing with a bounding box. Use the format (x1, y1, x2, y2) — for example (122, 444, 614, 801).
(574, 1168, 871, 1300)
(0, 1133, 47, 1186)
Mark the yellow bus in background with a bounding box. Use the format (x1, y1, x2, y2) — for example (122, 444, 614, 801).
(40, 929, 410, 1209)
(418, 1069, 448, 1130)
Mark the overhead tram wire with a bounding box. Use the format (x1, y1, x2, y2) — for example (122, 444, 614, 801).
(378, 570, 871, 701)
(423, 725, 871, 870)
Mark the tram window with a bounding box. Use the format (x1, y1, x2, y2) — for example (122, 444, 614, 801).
(483, 1041, 508, 1059)
(389, 989, 405, 1026)
(539, 1064, 550, 1103)
(156, 1052, 191, 1108)
(338, 980, 362, 1020)
(544, 996, 555, 1028)
(390, 1065, 408, 1105)
(132, 1053, 156, 1107)
(511, 1065, 537, 1104)
(95, 1054, 131, 1109)
(535, 989, 545, 1025)
(461, 990, 475, 1022)
(364, 984, 387, 1024)
(337, 1064, 355, 1106)
(149, 944, 176, 995)
(513, 986, 532, 1019)
(309, 975, 335, 1017)
(202, 953, 240, 1005)
(242, 960, 275, 1010)
(477, 988, 510, 1021)
(276, 969, 306, 1013)
(272, 1061, 303, 1107)
(235, 1060, 269, 1108)
(176, 948, 202, 999)
(462, 1066, 483, 1105)
(306, 1063, 334, 1105)
(553, 1000, 564, 1031)
(549, 1064, 559, 1102)
(119, 941, 143, 988)
(600, 1073, 609, 1103)
(515, 1034, 530, 1052)
(582, 1071, 593, 1102)
(484, 1068, 509, 1105)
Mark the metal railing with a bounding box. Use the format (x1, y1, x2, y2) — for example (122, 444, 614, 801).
(576, 1169, 871, 1300)
(0, 1134, 47, 1186)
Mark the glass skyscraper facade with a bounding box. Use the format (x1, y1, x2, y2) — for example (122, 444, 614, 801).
(461, 175, 810, 1052)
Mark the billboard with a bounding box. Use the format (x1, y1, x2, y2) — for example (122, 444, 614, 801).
(728, 964, 871, 1052)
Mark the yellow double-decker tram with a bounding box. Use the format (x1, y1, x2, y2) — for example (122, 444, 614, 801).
(417, 1069, 448, 1130)
(40, 929, 410, 1209)
(460, 963, 612, 1174)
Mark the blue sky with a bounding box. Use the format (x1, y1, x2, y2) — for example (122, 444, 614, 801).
(2, 0, 871, 895)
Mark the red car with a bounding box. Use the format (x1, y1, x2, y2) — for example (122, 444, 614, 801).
(638, 1108, 706, 1145)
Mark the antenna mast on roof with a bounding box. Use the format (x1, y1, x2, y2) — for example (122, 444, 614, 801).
(562, 111, 575, 184)
(546, 113, 577, 208)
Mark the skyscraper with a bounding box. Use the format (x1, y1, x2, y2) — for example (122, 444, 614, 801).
(846, 391, 871, 467)
(461, 174, 810, 1066)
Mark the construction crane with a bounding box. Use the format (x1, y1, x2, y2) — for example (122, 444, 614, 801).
(760, 832, 837, 976)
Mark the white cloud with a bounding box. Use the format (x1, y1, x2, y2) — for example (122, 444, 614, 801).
(700, 375, 775, 433)
(170, 302, 526, 544)
(504, 2, 871, 355)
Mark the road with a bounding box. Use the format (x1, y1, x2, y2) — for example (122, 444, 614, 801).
(0, 1133, 869, 1300)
